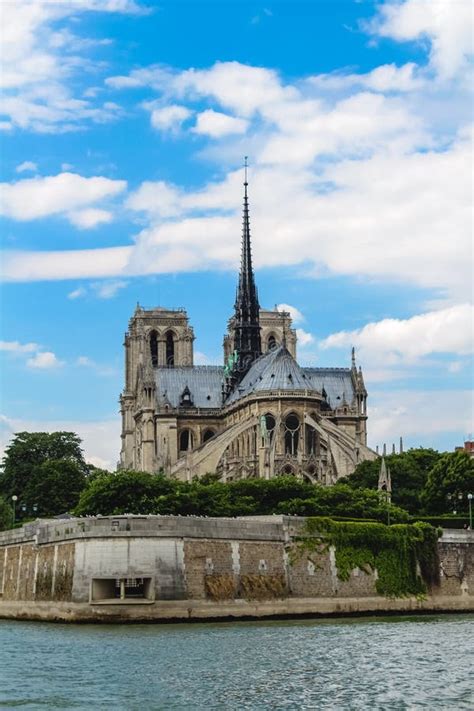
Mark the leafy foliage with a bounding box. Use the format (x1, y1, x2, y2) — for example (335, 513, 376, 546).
(298, 518, 440, 598)
(0, 496, 13, 531)
(342, 448, 442, 514)
(75, 471, 409, 522)
(421, 451, 474, 514)
(0, 432, 88, 519)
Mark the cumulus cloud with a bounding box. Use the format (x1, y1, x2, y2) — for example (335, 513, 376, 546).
(320, 304, 474, 365)
(26, 351, 63, 369)
(193, 109, 249, 137)
(0, 340, 38, 354)
(276, 304, 304, 324)
(368, 0, 473, 80)
(149, 104, 192, 132)
(0, 172, 126, 225)
(67, 208, 114, 229)
(296, 329, 314, 347)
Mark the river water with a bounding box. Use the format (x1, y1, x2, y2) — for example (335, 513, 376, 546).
(1, 615, 472, 710)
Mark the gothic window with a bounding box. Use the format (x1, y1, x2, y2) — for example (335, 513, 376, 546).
(149, 330, 158, 367)
(267, 334, 277, 351)
(202, 429, 215, 444)
(179, 429, 193, 452)
(262, 413, 276, 446)
(166, 330, 175, 367)
(305, 425, 317, 455)
(284, 413, 300, 455)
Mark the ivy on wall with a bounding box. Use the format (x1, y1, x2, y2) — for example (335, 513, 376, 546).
(294, 518, 441, 598)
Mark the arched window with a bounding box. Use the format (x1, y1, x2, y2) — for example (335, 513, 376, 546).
(284, 413, 300, 455)
(267, 334, 277, 351)
(149, 330, 158, 367)
(262, 413, 276, 445)
(166, 331, 175, 367)
(202, 429, 215, 444)
(305, 425, 317, 455)
(179, 429, 193, 452)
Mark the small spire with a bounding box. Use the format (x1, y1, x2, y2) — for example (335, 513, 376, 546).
(351, 346, 356, 369)
(399, 436, 404, 454)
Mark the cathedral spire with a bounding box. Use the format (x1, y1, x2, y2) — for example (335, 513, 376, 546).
(232, 157, 261, 381)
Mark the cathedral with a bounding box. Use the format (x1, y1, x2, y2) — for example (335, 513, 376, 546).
(119, 172, 376, 482)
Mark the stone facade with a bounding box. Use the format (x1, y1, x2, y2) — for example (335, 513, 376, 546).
(0, 517, 472, 622)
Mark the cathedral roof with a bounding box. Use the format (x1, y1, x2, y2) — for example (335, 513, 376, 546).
(156, 366, 224, 409)
(153, 351, 356, 411)
(225, 345, 318, 404)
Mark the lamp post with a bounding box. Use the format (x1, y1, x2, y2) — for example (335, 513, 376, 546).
(11, 495, 18, 525)
(468, 493, 473, 530)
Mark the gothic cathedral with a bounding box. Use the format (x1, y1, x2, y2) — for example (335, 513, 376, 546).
(119, 174, 376, 482)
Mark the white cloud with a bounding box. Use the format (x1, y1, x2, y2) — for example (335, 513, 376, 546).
(76, 356, 94, 367)
(369, 0, 474, 80)
(0, 172, 126, 224)
(126, 180, 183, 218)
(0, 340, 38, 354)
(16, 160, 38, 173)
(276, 303, 304, 324)
(68, 287, 87, 300)
(193, 109, 249, 137)
(149, 104, 192, 132)
(0, 1, 143, 133)
(296, 329, 314, 347)
(0, 414, 120, 471)
(320, 303, 474, 365)
(68, 208, 114, 229)
(368, 389, 473, 449)
(26, 351, 64, 369)
(309, 62, 424, 93)
(92, 280, 128, 299)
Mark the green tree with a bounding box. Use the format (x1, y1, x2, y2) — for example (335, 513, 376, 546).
(0, 432, 87, 507)
(342, 448, 442, 514)
(0, 496, 13, 531)
(23, 460, 86, 517)
(421, 451, 474, 514)
(75, 470, 176, 516)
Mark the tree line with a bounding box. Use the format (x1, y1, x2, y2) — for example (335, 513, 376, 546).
(0, 431, 473, 530)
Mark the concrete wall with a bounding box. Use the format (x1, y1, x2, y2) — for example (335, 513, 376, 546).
(0, 516, 473, 622)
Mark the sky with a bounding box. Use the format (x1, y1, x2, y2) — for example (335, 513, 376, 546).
(0, 0, 472, 470)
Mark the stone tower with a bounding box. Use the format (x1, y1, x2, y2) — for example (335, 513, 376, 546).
(119, 305, 194, 471)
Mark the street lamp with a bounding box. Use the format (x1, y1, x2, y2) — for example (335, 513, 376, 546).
(11, 495, 18, 525)
(468, 493, 473, 530)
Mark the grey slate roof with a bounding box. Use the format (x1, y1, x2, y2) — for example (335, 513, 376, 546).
(156, 366, 224, 409)
(154, 350, 355, 410)
(303, 368, 355, 407)
(226, 346, 316, 404)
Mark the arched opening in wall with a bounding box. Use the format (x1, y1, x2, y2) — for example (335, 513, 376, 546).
(149, 330, 158, 367)
(284, 413, 300, 455)
(202, 429, 215, 444)
(282, 464, 295, 475)
(305, 424, 317, 455)
(165, 331, 175, 367)
(179, 429, 193, 452)
(262, 413, 276, 445)
(267, 334, 277, 352)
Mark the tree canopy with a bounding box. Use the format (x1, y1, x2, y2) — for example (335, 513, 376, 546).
(341, 448, 442, 514)
(0, 497, 13, 531)
(0, 432, 88, 519)
(421, 451, 474, 514)
(74, 471, 409, 523)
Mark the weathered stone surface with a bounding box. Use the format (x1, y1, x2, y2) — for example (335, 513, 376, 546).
(0, 517, 472, 622)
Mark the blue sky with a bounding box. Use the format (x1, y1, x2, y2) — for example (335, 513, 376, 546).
(1, 0, 472, 469)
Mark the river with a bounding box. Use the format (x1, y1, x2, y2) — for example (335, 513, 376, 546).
(1, 615, 472, 710)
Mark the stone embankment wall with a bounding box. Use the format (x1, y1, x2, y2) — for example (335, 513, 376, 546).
(0, 516, 472, 622)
